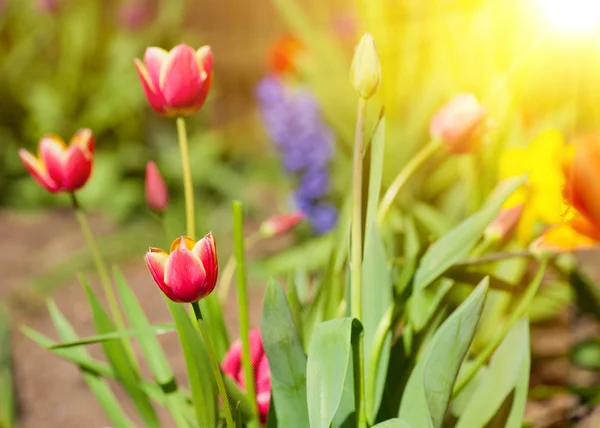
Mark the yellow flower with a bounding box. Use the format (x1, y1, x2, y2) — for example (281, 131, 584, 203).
(498, 130, 571, 243)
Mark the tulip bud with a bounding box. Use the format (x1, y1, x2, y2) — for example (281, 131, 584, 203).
(117, 1, 149, 30)
(484, 205, 523, 243)
(145, 161, 168, 213)
(222, 330, 271, 423)
(349, 33, 381, 99)
(134, 44, 213, 117)
(145, 234, 218, 303)
(430, 94, 487, 154)
(19, 128, 95, 193)
(260, 212, 304, 238)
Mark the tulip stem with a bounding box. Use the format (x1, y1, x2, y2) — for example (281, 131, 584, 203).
(191, 301, 235, 428)
(376, 139, 442, 225)
(351, 97, 367, 322)
(232, 201, 259, 418)
(70, 193, 136, 364)
(176, 117, 196, 240)
(351, 98, 368, 428)
(217, 233, 262, 305)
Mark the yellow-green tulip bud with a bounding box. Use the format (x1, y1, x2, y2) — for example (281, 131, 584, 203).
(349, 33, 381, 99)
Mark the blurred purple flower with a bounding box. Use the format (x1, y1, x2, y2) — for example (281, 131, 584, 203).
(257, 75, 338, 234)
(117, 1, 149, 30)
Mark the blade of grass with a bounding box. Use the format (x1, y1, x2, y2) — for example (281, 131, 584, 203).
(0, 305, 15, 428)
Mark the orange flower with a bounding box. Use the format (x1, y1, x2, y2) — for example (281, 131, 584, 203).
(268, 35, 303, 75)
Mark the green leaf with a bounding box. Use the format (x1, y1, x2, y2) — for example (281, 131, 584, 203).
(306, 317, 363, 428)
(47, 324, 175, 349)
(504, 333, 531, 428)
(0, 305, 15, 428)
(365, 115, 386, 228)
(168, 301, 218, 426)
(399, 278, 489, 428)
(372, 419, 412, 428)
(571, 339, 600, 370)
(413, 175, 526, 292)
(396, 215, 421, 295)
(261, 279, 310, 427)
(406, 279, 453, 332)
(45, 300, 135, 428)
(455, 318, 530, 428)
(82, 280, 159, 427)
(258, 234, 334, 275)
(199, 293, 230, 360)
(114, 267, 190, 428)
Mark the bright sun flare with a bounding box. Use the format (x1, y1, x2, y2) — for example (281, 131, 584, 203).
(538, 0, 600, 31)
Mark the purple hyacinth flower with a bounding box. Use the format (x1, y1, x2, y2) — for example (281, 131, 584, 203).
(307, 203, 338, 235)
(297, 168, 330, 200)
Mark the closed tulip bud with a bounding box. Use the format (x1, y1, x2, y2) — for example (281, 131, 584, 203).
(222, 330, 271, 423)
(484, 205, 523, 243)
(145, 234, 218, 303)
(19, 129, 95, 193)
(145, 161, 168, 212)
(134, 43, 213, 117)
(430, 94, 487, 154)
(349, 33, 381, 99)
(260, 212, 304, 238)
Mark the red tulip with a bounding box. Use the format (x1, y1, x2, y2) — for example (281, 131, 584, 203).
(145, 234, 218, 303)
(259, 212, 304, 238)
(145, 161, 168, 212)
(18, 129, 95, 193)
(134, 43, 213, 117)
(430, 93, 487, 154)
(221, 330, 271, 423)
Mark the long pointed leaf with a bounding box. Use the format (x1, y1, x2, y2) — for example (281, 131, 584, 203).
(45, 300, 135, 428)
(82, 280, 159, 427)
(0, 305, 15, 428)
(261, 279, 310, 427)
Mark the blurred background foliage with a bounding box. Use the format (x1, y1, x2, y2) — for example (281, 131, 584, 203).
(2, 0, 600, 228)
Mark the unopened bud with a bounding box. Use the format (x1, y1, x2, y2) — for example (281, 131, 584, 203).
(349, 33, 381, 99)
(484, 205, 523, 243)
(260, 212, 304, 238)
(145, 161, 169, 213)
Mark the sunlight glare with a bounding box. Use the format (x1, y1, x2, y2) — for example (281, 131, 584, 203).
(538, 0, 600, 32)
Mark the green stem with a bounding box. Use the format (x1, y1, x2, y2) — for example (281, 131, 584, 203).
(452, 259, 547, 396)
(351, 98, 367, 322)
(191, 302, 234, 427)
(352, 332, 367, 428)
(70, 193, 137, 365)
(177, 117, 195, 240)
(232, 201, 259, 417)
(376, 139, 442, 225)
(217, 233, 262, 305)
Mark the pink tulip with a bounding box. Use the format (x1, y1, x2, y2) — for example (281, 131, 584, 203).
(260, 212, 304, 237)
(18, 129, 95, 193)
(134, 43, 213, 117)
(222, 330, 271, 423)
(145, 234, 218, 303)
(145, 161, 168, 212)
(430, 93, 487, 154)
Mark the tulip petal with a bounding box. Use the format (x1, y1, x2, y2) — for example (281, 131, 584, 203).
(70, 128, 95, 158)
(164, 248, 208, 302)
(170, 236, 195, 252)
(62, 145, 93, 191)
(145, 161, 168, 212)
(146, 248, 179, 301)
(144, 47, 169, 89)
(39, 135, 67, 187)
(192, 233, 218, 288)
(159, 44, 204, 110)
(18, 149, 60, 192)
(135, 58, 167, 114)
(195, 45, 213, 78)
(221, 338, 243, 380)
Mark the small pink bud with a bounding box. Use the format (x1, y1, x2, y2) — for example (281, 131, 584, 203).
(430, 93, 487, 154)
(222, 330, 271, 423)
(117, 1, 149, 30)
(19, 129, 95, 193)
(145, 234, 218, 303)
(134, 43, 213, 117)
(145, 161, 168, 212)
(484, 205, 523, 242)
(260, 212, 304, 238)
